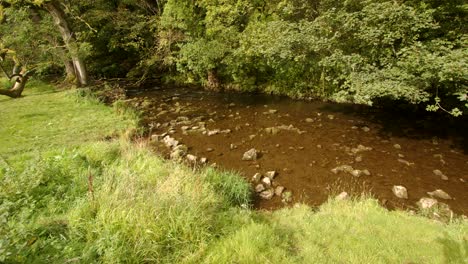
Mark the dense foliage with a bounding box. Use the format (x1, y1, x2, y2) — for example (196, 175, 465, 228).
(0, 0, 466, 113)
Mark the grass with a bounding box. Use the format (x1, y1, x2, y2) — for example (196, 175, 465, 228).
(0, 80, 467, 263)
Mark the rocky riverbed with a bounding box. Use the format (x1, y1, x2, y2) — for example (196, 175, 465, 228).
(126, 86, 468, 216)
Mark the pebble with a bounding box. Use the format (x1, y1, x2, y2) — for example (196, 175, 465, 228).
(265, 171, 277, 180)
(260, 189, 274, 200)
(393, 144, 401, 149)
(361, 126, 370, 132)
(306, 118, 314, 123)
(186, 154, 197, 163)
(336, 192, 349, 200)
(255, 184, 265, 193)
(262, 177, 272, 186)
(252, 173, 262, 182)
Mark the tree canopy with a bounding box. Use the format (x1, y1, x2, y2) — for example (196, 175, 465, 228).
(0, 0, 466, 114)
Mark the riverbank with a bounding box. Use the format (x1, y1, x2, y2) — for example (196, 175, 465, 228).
(0, 82, 466, 263)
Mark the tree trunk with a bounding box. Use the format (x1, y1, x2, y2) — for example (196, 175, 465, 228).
(0, 70, 34, 98)
(43, 1, 89, 86)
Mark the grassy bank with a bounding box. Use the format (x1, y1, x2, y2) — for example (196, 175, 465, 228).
(0, 82, 466, 263)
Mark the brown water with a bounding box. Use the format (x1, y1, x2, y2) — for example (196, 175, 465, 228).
(128, 86, 468, 215)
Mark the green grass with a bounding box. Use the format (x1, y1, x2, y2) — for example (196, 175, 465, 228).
(0, 80, 466, 263)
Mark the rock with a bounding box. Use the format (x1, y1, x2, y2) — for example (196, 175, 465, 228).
(275, 186, 285, 196)
(331, 165, 354, 174)
(362, 169, 371, 176)
(361, 126, 370, 132)
(163, 136, 179, 148)
(262, 177, 272, 187)
(200, 157, 208, 164)
(336, 191, 349, 200)
(265, 171, 277, 180)
(398, 159, 413, 166)
(351, 126, 358, 130)
(305, 118, 314, 123)
(433, 169, 448, 180)
(207, 129, 220, 136)
(242, 148, 258, 161)
(269, 109, 278, 114)
(355, 156, 363, 162)
(206, 148, 214, 152)
(351, 170, 362, 177)
(317, 144, 322, 149)
(150, 134, 161, 142)
(351, 145, 372, 154)
(252, 173, 262, 182)
(392, 185, 408, 199)
(260, 189, 274, 200)
(230, 144, 237, 150)
(265, 127, 280, 135)
(327, 115, 335, 120)
(393, 144, 401, 149)
(220, 129, 232, 134)
(249, 135, 256, 140)
(427, 189, 452, 200)
(417, 197, 438, 209)
(186, 154, 197, 163)
(255, 184, 265, 193)
(281, 191, 293, 203)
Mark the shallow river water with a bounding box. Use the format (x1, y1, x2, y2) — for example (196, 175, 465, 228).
(129, 86, 467, 215)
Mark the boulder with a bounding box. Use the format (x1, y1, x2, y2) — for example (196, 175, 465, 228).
(417, 197, 438, 209)
(392, 185, 408, 199)
(242, 148, 258, 161)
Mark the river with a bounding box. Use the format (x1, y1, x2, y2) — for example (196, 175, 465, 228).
(128, 86, 468, 215)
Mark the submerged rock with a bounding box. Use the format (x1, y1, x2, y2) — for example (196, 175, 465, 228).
(392, 185, 408, 199)
(242, 148, 258, 161)
(427, 189, 452, 200)
(433, 169, 448, 180)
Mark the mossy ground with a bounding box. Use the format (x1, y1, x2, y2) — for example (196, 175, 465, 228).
(0, 81, 466, 263)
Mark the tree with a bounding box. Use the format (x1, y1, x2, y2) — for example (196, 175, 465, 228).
(40, 0, 88, 86)
(0, 46, 35, 98)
